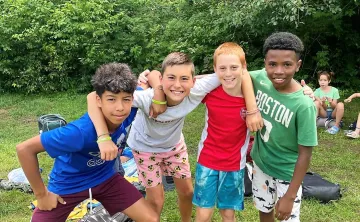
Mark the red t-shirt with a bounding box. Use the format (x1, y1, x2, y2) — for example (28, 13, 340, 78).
(198, 86, 249, 171)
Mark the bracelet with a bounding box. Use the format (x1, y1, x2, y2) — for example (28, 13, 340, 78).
(246, 108, 259, 115)
(97, 132, 109, 139)
(96, 136, 111, 143)
(152, 99, 167, 105)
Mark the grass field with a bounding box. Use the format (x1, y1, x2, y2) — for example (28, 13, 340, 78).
(0, 92, 359, 222)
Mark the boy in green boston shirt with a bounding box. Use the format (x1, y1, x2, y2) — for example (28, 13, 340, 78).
(249, 32, 317, 222)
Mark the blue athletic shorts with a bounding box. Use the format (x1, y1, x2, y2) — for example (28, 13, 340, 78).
(192, 163, 245, 210)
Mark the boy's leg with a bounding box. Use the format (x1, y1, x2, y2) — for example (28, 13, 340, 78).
(275, 180, 302, 222)
(132, 149, 165, 220)
(94, 174, 157, 222)
(173, 177, 193, 222)
(252, 163, 277, 222)
(164, 139, 193, 222)
(217, 168, 245, 222)
(31, 190, 90, 222)
(193, 163, 218, 222)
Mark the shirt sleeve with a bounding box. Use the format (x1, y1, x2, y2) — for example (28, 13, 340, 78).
(133, 88, 152, 111)
(296, 102, 318, 147)
(333, 88, 340, 99)
(191, 73, 220, 97)
(249, 69, 266, 83)
(40, 124, 85, 158)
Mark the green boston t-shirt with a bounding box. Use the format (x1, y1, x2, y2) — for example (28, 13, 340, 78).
(249, 69, 318, 181)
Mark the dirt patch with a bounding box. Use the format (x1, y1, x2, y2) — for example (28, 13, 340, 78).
(0, 109, 9, 116)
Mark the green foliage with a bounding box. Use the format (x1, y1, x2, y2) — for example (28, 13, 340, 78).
(0, 0, 359, 93)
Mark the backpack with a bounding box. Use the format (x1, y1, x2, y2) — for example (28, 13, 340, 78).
(38, 114, 67, 134)
(302, 172, 342, 203)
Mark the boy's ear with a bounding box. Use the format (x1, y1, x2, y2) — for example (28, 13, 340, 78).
(96, 94, 102, 108)
(296, 59, 302, 72)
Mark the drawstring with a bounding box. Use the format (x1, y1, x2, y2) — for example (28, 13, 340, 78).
(89, 188, 93, 212)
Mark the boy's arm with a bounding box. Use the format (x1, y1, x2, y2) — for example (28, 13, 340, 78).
(87, 92, 117, 161)
(145, 70, 167, 118)
(16, 135, 65, 210)
(242, 69, 263, 132)
(275, 145, 312, 221)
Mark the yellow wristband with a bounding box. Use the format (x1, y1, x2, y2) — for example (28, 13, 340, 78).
(152, 99, 167, 105)
(96, 136, 111, 143)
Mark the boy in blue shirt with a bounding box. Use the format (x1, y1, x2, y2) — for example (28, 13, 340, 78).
(16, 63, 157, 222)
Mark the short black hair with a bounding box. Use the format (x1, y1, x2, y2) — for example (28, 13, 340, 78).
(263, 32, 304, 59)
(91, 63, 137, 97)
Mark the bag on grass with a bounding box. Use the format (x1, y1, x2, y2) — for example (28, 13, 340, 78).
(302, 172, 341, 203)
(348, 120, 357, 131)
(38, 114, 67, 134)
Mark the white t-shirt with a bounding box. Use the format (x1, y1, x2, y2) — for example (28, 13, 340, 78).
(127, 74, 220, 153)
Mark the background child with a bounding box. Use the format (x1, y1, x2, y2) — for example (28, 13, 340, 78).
(87, 52, 261, 222)
(250, 32, 318, 222)
(16, 63, 157, 222)
(345, 92, 360, 138)
(314, 71, 344, 134)
(192, 42, 255, 222)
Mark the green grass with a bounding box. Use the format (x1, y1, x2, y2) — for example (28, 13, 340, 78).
(0, 92, 360, 222)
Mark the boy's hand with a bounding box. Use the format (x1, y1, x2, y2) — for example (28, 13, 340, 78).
(246, 112, 263, 132)
(98, 140, 118, 161)
(137, 69, 150, 85)
(36, 189, 66, 211)
(300, 80, 314, 100)
(344, 97, 352, 103)
(275, 195, 294, 221)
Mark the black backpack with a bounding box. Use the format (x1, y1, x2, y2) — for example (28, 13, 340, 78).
(302, 172, 342, 203)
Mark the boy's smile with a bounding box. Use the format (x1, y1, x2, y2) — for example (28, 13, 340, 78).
(265, 50, 302, 93)
(214, 54, 243, 96)
(161, 64, 195, 106)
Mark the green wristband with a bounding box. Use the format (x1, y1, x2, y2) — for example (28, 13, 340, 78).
(96, 136, 111, 143)
(152, 99, 167, 105)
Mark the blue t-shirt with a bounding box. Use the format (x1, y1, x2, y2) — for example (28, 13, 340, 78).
(40, 108, 137, 195)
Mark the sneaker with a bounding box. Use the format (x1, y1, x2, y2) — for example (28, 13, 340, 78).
(346, 132, 360, 139)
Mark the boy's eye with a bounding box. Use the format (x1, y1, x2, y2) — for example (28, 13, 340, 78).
(181, 77, 189, 81)
(124, 98, 132, 102)
(107, 98, 115, 101)
(284, 63, 292, 67)
(231, 66, 238, 70)
(167, 76, 175, 80)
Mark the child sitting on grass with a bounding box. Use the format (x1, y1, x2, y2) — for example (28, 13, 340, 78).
(314, 71, 344, 134)
(345, 92, 360, 139)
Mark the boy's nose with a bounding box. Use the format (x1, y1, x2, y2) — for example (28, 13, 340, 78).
(174, 79, 181, 87)
(115, 102, 124, 111)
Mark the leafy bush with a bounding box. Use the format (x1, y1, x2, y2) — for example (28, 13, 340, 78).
(0, 0, 359, 93)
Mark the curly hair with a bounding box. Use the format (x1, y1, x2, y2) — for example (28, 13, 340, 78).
(91, 63, 137, 97)
(263, 32, 304, 59)
(161, 52, 195, 76)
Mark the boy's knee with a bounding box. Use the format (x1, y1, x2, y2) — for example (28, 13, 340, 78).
(220, 209, 235, 220)
(178, 187, 193, 199)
